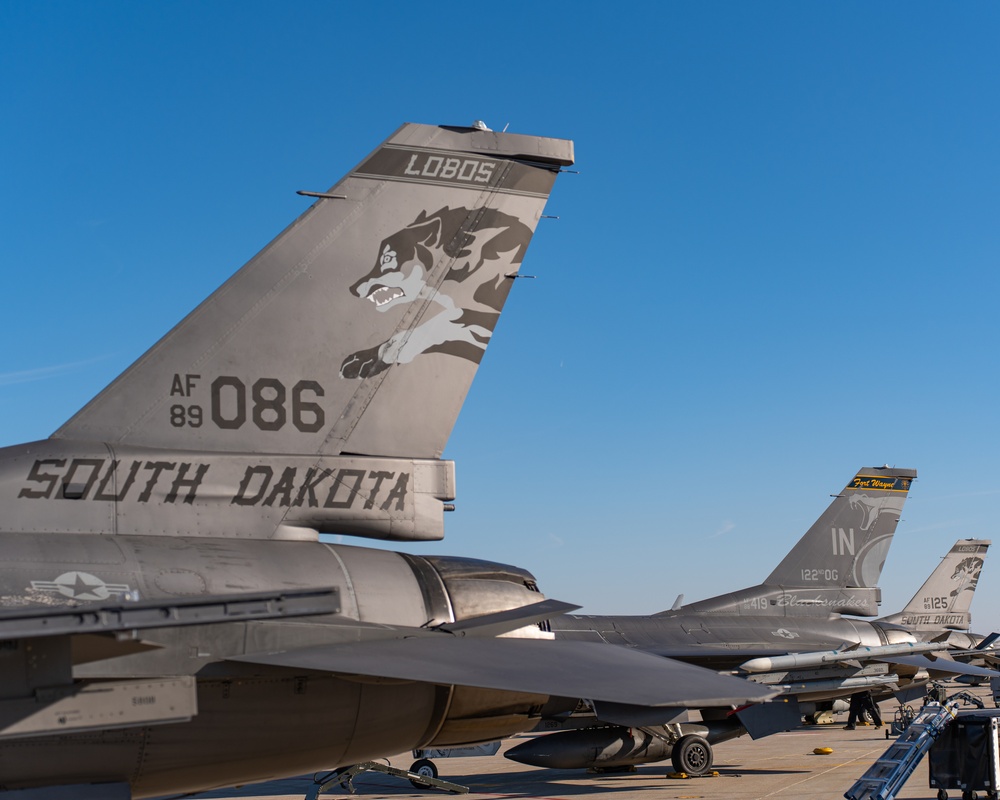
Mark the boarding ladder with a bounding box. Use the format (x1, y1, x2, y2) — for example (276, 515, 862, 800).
(844, 700, 960, 800)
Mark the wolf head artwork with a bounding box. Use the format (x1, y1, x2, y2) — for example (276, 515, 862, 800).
(341, 206, 532, 379)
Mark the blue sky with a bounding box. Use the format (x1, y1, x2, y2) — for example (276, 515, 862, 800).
(3, 2, 1000, 631)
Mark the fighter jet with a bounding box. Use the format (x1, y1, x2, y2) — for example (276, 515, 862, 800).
(507, 468, 973, 775)
(550, 466, 921, 664)
(0, 123, 776, 798)
(782, 538, 996, 724)
(880, 539, 990, 646)
(877, 538, 998, 677)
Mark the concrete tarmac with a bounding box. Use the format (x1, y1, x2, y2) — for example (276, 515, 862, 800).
(173, 686, 994, 800)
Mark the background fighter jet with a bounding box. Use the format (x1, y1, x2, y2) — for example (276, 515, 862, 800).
(0, 124, 776, 799)
(876, 538, 998, 678)
(879, 539, 991, 646)
(788, 538, 997, 723)
(507, 468, 995, 775)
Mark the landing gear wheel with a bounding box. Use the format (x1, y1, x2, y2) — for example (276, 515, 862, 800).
(937, 791, 948, 800)
(671, 734, 713, 776)
(409, 758, 438, 788)
(962, 792, 977, 800)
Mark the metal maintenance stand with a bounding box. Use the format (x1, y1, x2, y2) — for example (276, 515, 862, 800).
(846, 692, 987, 800)
(845, 699, 960, 800)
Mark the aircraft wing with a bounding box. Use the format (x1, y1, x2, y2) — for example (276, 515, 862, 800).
(877, 653, 1000, 679)
(947, 633, 1000, 664)
(232, 636, 779, 708)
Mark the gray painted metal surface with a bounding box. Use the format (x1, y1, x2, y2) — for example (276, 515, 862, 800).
(0, 677, 197, 739)
(880, 539, 991, 635)
(0, 587, 340, 640)
(510, 471, 997, 774)
(233, 637, 775, 708)
(0, 123, 782, 800)
(174, 686, 997, 800)
(52, 125, 573, 463)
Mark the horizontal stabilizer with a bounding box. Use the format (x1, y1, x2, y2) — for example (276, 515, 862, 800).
(435, 598, 579, 637)
(233, 636, 778, 708)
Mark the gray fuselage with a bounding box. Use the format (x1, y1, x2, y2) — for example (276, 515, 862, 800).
(0, 534, 550, 796)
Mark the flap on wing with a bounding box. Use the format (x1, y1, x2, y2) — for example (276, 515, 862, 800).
(233, 637, 779, 707)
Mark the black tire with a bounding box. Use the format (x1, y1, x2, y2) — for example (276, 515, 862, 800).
(962, 791, 977, 800)
(409, 758, 438, 788)
(937, 791, 948, 800)
(671, 735, 713, 776)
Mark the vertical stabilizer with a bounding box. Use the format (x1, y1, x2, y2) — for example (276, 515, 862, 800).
(676, 466, 916, 617)
(765, 466, 917, 590)
(881, 539, 990, 631)
(52, 124, 573, 460)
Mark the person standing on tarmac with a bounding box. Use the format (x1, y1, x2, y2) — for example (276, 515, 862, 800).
(844, 690, 883, 730)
